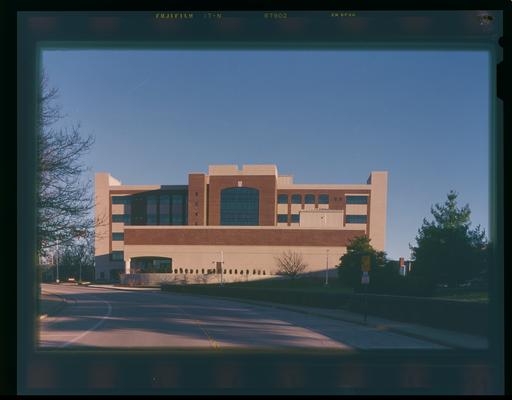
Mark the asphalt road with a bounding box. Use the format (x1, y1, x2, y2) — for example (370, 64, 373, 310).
(39, 284, 447, 350)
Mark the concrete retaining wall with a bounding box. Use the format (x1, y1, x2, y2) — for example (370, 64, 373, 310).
(120, 272, 280, 286)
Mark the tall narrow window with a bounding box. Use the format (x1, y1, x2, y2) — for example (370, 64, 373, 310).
(220, 187, 259, 225)
(147, 195, 157, 225)
(172, 194, 184, 225)
(160, 194, 170, 225)
(130, 195, 146, 225)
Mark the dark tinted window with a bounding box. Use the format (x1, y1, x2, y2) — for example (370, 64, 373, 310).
(277, 194, 288, 204)
(172, 194, 184, 225)
(346, 214, 368, 223)
(160, 194, 170, 225)
(277, 214, 288, 223)
(147, 195, 157, 225)
(130, 195, 146, 225)
(112, 232, 124, 241)
(111, 251, 124, 261)
(112, 214, 129, 223)
(305, 194, 315, 204)
(112, 196, 130, 205)
(319, 194, 329, 204)
(220, 187, 259, 225)
(291, 214, 300, 223)
(346, 195, 368, 204)
(291, 194, 301, 204)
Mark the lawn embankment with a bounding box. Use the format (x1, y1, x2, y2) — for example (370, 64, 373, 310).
(161, 278, 489, 335)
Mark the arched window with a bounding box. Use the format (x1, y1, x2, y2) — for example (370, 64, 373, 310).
(220, 187, 259, 225)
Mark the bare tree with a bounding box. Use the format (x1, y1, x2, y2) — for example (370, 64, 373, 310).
(275, 250, 308, 278)
(36, 71, 96, 257)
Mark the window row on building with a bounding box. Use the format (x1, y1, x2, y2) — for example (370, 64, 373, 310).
(277, 214, 368, 224)
(277, 194, 329, 204)
(172, 268, 268, 276)
(112, 191, 188, 226)
(276, 194, 368, 205)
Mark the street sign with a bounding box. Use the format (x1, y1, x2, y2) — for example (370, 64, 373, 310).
(361, 271, 370, 284)
(361, 255, 371, 272)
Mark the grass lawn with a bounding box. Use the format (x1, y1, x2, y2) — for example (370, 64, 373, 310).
(432, 289, 489, 302)
(197, 277, 488, 302)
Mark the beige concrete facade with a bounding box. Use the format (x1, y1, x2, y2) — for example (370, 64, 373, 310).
(367, 171, 388, 251)
(123, 244, 345, 275)
(299, 210, 344, 228)
(94, 165, 387, 281)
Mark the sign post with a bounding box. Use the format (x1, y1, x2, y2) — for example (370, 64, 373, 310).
(361, 255, 371, 324)
(220, 251, 224, 286)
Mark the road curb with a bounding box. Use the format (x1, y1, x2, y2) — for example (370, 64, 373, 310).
(87, 285, 160, 291)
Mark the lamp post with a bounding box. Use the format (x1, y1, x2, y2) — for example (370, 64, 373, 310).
(74, 229, 87, 284)
(221, 250, 224, 286)
(323, 213, 329, 286)
(325, 249, 329, 286)
(55, 239, 59, 284)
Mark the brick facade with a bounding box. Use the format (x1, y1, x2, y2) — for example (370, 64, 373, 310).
(125, 227, 365, 247)
(207, 175, 277, 226)
(188, 173, 207, 225)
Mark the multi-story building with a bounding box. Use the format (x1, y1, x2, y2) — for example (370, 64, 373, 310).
(94, 164, 387, 281)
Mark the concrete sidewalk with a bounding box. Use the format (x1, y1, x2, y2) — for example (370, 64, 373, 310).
(87, 284, 160, 291)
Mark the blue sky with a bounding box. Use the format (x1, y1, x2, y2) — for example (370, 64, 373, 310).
(41, 49, 491, 260)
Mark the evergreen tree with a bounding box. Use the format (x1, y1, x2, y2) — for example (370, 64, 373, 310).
(337, 236, 387, 290)
(409, 190, 487, 288)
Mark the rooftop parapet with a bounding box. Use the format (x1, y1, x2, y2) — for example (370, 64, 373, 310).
(208, 164, 278, 176)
